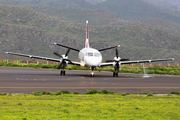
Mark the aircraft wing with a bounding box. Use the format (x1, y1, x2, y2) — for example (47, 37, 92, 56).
(99, 62, 115, 67)
(120, 58, 174, 65)
(6, 52, 60, 62)
(99, 58, 174, 67)
(6, 52, 82, 66)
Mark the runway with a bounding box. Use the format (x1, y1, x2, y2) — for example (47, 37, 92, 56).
(0, 66, 180, 94)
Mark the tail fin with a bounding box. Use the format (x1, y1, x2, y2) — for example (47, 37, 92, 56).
(85, 20, 89, 48)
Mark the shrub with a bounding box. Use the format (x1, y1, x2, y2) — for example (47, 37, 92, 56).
(42, 91, 52, 95)
(121, 93, 127, 96)
(31, 91, 43, 96)
(99, 89, 115, 94)
(101, 89, 109, 94)
(0, 93, 7, 96)
(170, 91, 180, 95)
(56, 90, 71, 95)
(85, 89, 101, 94)
(147, 94, 153, 96)
(73, 92, 79, 94)
(139, 92, 148, 95)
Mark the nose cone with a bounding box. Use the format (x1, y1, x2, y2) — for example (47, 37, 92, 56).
(85, 57, 102, 67)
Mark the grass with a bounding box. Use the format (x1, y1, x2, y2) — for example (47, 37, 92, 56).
(0, 61, 180, 75)
(0, 94, 180, 119)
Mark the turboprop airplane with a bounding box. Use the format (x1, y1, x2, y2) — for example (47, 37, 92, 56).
(6, 20, 174, 77)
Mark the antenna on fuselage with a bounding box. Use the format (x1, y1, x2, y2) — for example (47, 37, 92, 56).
(85, 20, 89, 48)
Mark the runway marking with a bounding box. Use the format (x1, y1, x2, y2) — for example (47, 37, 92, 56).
(0, 87, 180, 89)
(15, 76, 145, 81)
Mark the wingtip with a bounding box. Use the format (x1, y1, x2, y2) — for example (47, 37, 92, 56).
(54, 42, 57, 45)
(5, 52, 8, 54)
(118, 45, 120, 47)
(86, 20, 88, 24)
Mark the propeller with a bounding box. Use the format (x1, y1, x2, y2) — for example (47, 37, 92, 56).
(53, 48, 71, 69)
(53, 52, 63, 58)
(105, 48, 130, 62)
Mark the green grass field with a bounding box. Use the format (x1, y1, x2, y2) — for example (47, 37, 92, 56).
(0, 94, 180, 120)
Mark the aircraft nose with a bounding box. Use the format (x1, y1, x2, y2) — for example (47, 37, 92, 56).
(85, 57, 102, 66)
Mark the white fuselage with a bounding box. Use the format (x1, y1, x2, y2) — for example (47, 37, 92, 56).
(79, 48, 102, 67)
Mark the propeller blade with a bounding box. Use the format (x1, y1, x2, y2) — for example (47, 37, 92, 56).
(53, 52, 63, 58)
(105, 60, 114, 63)
(65, 48, 70, 57)
(115, 48, 118, 58)
(120, 58, 130, 61)
(58, 62, 63, 69)
(64, 59, 72, 63)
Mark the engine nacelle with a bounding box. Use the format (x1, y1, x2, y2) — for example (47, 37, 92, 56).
(114, 57, 121, 62)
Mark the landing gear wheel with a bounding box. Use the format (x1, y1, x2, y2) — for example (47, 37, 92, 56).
(90, 72, 95, 77)
(60, 70, 66, 75)
(113, 72, 115, 77)
(116, 73, 118, 77)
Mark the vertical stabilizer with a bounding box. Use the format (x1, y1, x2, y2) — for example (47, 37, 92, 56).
(85, 20, 89, 48)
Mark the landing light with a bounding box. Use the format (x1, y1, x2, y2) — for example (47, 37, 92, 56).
(91, 72, 94, 75)
(81, 64, 85, 67)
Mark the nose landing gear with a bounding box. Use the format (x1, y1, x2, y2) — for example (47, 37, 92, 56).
(90, 72, 95, 77)
(90, 67, 95, 77)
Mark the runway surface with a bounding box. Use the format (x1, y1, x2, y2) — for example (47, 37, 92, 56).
(0, 66, 180, 94)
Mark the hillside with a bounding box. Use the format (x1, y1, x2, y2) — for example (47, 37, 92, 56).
(143, 0, 180, 11)
(3, 0, 180, 26)
(29, 5, 117, 25)
(0, 5, 180, 61)
(2, 0, 92, 8)
(93, 0, 180, 25)
(109, 18, 180, 37)
(85, 0, 106, 4)
(166, 0, 180, 5)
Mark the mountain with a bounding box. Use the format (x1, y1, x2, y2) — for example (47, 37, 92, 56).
(28, 5, 117, 25)
(143, 0, 180, 11)
(85, 0, 106, 4)
(166, 0, 180, 5)
(92, 0, 180, 24)
(0, 4, 180, 61)
(3, 0, 180, 25)
(2, 0, 92, 8)
(109, 18, 180, 37)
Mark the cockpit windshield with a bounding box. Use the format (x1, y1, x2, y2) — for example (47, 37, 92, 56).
(88, 52, 93, 56)
(86, 52, 101, 57)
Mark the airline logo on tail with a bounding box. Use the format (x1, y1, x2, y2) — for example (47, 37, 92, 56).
(85, 20, 89, 48)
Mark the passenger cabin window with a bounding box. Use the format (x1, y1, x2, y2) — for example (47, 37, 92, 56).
(88, 52, 93, 56)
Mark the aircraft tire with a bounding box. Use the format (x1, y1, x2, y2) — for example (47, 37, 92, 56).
(113, 72, 115, 77)
(60, 71, 63, 75)
(116, 73, 118, 77)
(63, 71, 66, 75)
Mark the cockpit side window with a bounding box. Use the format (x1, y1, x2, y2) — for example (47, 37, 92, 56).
(94, 53, 101, 57)
(88, 52, 93, 56)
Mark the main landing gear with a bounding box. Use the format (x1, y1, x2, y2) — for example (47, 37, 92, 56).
(113, 72, 118, 77)
(60, 70, 66, 75)
(113, 68, 119, 77)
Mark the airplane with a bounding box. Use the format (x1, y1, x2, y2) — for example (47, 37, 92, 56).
(6, 20, 174, 77)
